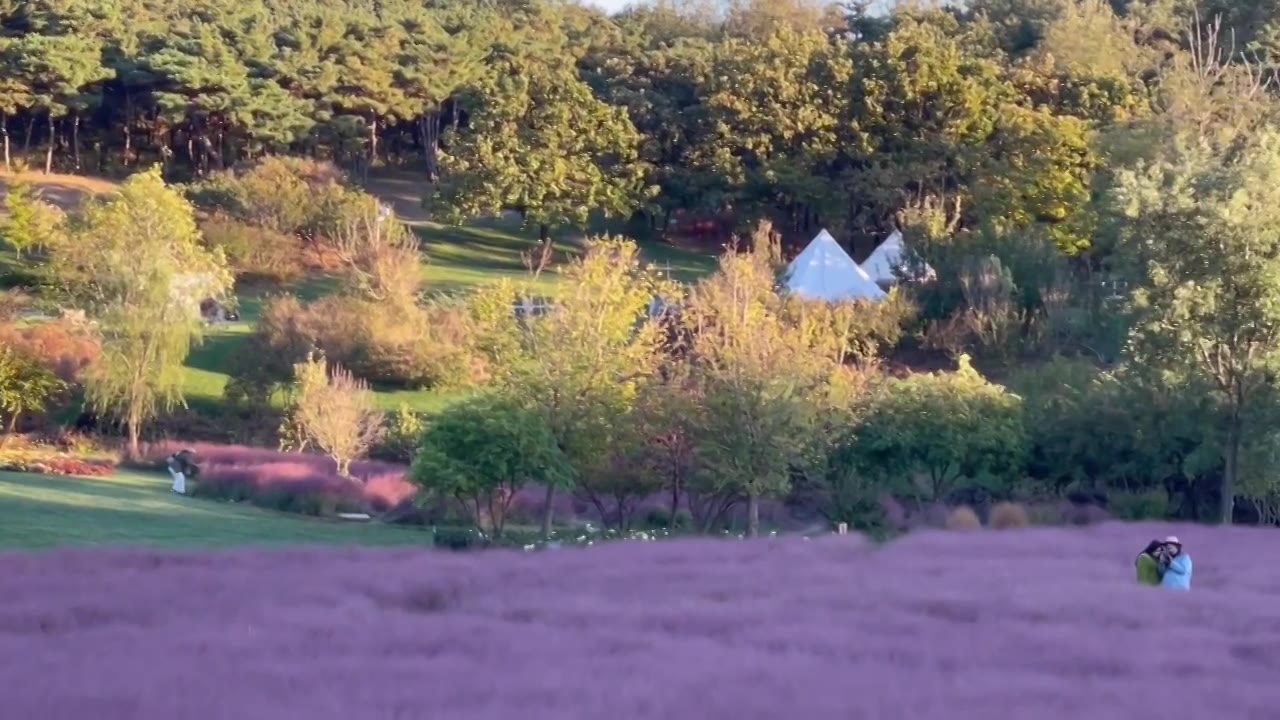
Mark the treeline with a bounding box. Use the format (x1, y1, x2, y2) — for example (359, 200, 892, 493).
(0, 0, 1267, 247)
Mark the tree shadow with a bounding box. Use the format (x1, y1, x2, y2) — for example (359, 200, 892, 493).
(184, 333, 249, 376)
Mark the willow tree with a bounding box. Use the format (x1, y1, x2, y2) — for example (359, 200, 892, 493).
(54, 168, 232, 457)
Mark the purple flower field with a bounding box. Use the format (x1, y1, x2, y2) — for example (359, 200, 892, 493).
(3, 522, 1278, 719)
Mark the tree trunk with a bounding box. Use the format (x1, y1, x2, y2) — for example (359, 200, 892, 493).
(127, 422, 141, 461)
(746, 491, 760, 538)
(2, 411, 19, 445)
(123, 90, 133, 167)
(1, 114, 9, 171)
(44, 115, 55, 174)
(72, 115, 81, 171)
(532, 224, 554, 278)
(367, 117, 378, 181)
(669, 479, 680, 527)
(540, 482, 555, 539)
(1222, 416, 1241, 524)
(422, 111, 440, 181)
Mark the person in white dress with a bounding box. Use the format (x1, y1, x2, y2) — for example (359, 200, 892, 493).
(166, 449, 197, 495)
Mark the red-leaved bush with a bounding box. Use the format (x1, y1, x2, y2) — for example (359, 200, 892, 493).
(140, 441, 416, 515)
(0, 317, 101, 382)
(0, 523, 1270, 718)
(0, 456, 113, 477)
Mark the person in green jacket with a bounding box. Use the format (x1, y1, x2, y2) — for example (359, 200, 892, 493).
(1135, 539, 1168, 585)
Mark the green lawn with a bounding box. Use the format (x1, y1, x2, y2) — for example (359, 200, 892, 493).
(181, 214, 717, 414)
(0, 469, 430, 550)
(417, 217, 717, 293)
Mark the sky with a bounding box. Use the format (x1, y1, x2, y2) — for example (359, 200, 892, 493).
(581, 0, 894, 16)
(583, 0, 631, 11)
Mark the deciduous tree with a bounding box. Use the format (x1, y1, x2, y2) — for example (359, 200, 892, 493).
(0, 346, 66, 443)
(284, 353, 384, 477)
(680, 225, 839, 536)
(433, 56, 652, 274)
(1114, 128, 1280, 524)
(499, 238, 673, 538)
(411, 393, 570, 540)
(851, 354, 1027, 503)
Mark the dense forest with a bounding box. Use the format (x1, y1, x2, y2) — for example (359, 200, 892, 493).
(8, 0, 1280, 536)
(0, 0, 1242, 246)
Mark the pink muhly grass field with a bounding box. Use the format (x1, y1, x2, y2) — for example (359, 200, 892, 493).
(2, 522, 1277, 719)
(142, 441, 416, 512)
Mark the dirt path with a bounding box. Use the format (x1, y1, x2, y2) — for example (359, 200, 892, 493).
(0, 171, 119, 211)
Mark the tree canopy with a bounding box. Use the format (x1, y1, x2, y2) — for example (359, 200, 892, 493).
(0, 0, 1198, 251)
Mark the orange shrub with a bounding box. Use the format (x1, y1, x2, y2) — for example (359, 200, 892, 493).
(0, 318, 101, 382)
(230, 294, 483, 396)
(199, 213, 305, 285)
(0, 453, 114, 477)
(945, 505, 982, 530)
(989, 501, 1030, 529)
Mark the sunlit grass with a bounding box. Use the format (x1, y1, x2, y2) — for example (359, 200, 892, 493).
(0, 469, 428, 549)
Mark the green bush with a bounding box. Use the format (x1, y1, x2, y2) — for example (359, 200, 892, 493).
(1108, 489, 1170, 521)
(229, 294, 485, 398)
(641, 507, 692, 530)
(373, 404, 426, 462)
(849, 355, 1028, 503)
(432, 526, 484, 550)
(412, 394, 571, 540)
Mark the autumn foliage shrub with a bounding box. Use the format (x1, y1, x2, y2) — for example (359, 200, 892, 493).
(0, 317, 101, 383)
(358, 301, 487, 388)
(232, 294, 483, 395)
(989, 501, 1031, 529)
(198, 213, 305, 285)
(186, 157, 350, 239)
(945, 505, 982, 530)
(0, 438, 115, 476)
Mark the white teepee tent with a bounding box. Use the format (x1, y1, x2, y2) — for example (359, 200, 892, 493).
(784, 229, 887, 302)
(860, 229, 935, 285)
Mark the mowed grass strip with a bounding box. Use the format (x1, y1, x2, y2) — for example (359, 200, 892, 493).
(0, 470, 429, 550)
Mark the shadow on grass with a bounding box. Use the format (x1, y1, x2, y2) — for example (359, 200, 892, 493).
(185, 333, 249, 377)
(416, 216, 717, 291)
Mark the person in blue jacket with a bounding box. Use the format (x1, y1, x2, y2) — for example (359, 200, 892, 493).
(1160, 536, 1192, 590)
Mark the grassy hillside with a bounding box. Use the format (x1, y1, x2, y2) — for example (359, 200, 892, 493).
(0, 469, 428, 549)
